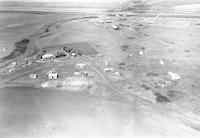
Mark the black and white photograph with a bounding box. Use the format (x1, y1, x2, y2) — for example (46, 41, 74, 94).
(0, 0, 200, 137)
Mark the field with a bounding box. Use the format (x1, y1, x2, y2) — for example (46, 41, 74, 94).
(1, 8, 200, 138)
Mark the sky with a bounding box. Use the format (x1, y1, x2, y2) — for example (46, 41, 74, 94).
(0, 0, 119, 3)
(0, 0, 199, 7)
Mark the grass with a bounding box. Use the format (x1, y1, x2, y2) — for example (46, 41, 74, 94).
(1, 38, 29, 61)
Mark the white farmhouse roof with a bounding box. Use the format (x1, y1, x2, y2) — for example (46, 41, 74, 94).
(48, 70, 58, 79)
(29, 74, 38, 79)
(42, 53, 55, 59)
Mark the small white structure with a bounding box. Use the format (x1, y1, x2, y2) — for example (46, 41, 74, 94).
(128, 54, 133, 57)
(48, 70, 58, 80)
(168, 72, 181, 80)
(105, 20, 112, 23)
(114, 71, 121, 76)
(8, 68, 15, 73)
(74, 72, 81, 77)
(42, 53, 55, 61)
(71, 52, 77, 57)
(76, 63, 86, 68)
(29, 74, 38, 79)
(104, 61, 109, 66)
(159, 60, 164, 65)
(111, 24, 120, 30)
(104, 67, 114, 72)
(139, 51, 144, 55)
(10, 62, 17, 67)
(74, 71, 89, 77)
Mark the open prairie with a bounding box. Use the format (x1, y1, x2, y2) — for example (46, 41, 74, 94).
(1, 1, 200, 138)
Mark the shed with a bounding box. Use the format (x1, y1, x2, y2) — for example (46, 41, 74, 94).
(111, 24, 120, 30)
(42, 53, 55, 61)
(30, 74, 38, 79)
(48, 70, 58, 79)
(76, 63, 86, 68)
(74, 72, 81, 77)
(11, 62, 17, 67)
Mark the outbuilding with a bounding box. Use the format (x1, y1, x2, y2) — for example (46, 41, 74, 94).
(10, 62, 17, 67)
(42, 53, 55, 61)
(111, 24, 120, 30)
(29, 74, 38, 79)
(74, 72, 81, 77)
(76, 63, 86, 68)
(48, 70, 58, 79)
